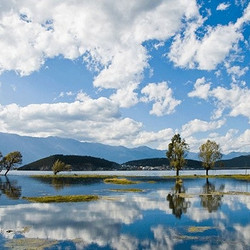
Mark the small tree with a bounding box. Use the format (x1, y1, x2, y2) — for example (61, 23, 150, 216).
(52, 159, 71, 175)
(166, 134, 189, 176)
(199, 140, 222, 176)
(2, 151, 22, 176)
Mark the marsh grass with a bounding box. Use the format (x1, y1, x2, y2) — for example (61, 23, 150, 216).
(188, 226, 214, 233)
(110, 188, 143, 192)
(104, 178, 139, 185)
(216, 174, 250, 180)
(23, 194, 100, 203)
(200, 191, 250, 196)
(163, 174, 250, 180)
(31, 173, 250, 181)
(178, 190, 250, 198)
(5, 238, 58, 250)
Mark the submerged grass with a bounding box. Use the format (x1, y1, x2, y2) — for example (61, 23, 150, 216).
(23, 194, 100, 203)
(104, 178, 139, 185)
(30, 173, 250, 184)
(5, 238, 58, 250)
(200, 191, 250, 196)
(188, 226, 214, 233)
(163, 174, 250, 180)
(110, 188, 143, 192)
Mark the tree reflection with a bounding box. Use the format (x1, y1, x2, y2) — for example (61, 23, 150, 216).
(200, 179, 224, 213)
(0, 176, 21, 199)
(33, 176, 103, 190)
(167, 179, 190, 219)
(51, 178, 71, 190)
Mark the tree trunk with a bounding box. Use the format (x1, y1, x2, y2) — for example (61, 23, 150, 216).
(176, 168, 179, 176)
(206, 168, 209, 176)
(4, 168, 10, 176)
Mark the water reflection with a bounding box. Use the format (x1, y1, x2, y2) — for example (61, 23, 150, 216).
(0, 176, 249, 249)
(200, 179, 224, 213)
(0, 177, 21, 200)
(33, 176, 103, 190)
(166, 179, 190, 219)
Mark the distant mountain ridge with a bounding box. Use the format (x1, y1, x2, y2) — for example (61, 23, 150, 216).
(0, 132, 165, 164)
(0, 132, 249, 165)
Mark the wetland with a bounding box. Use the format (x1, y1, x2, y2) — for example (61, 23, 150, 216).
(0, 171, 249, 249)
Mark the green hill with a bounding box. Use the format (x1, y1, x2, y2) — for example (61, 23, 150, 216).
(18, 154, 250, 171)
(216, 155, 250, 169)
(19, 154, 121, 171)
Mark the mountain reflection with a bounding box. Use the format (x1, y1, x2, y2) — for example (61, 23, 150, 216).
(166, 179, 190, 219)
(200, 179, 224, 213)
(0, 176, 21, 200)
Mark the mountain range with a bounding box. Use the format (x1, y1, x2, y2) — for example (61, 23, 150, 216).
(0, 132, 249, 165)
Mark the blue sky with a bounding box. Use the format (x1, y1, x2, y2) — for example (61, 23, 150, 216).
(0, 0, 249, 153)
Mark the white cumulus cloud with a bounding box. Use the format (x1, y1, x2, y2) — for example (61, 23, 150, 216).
(188, 78, 250, 122)
(0, 95, 144, 145)
(181, 119, 226, 137)
(188, 77, 211, 100)
(141, 82, 181, 116)
(0, 0, 200, 91)
(216, 3, 230, 11)
(168, 3, 249, 70)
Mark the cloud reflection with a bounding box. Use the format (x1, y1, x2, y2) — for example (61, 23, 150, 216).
(0, 177, 249, 249)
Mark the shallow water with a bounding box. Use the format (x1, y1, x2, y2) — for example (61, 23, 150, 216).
(0, 172, 249, 249)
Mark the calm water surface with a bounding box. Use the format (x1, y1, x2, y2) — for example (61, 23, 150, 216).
(0, 171, 249, 249)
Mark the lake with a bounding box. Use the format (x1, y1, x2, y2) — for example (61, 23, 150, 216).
(0, 171, 249, 249)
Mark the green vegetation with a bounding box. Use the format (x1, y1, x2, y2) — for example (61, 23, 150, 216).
(211, 174, 250, 180)
(31, 174, 250, 184)
(104, 178, 139, 185)
(52, 159, 71, 175)
(199, 140, 222, 176)
(23, 194, 100, 203)
(200, 191, 250, 196)
(188, 226, 214, 233)
(162, 174, 250, 180)
(5, 238, 58, 250)
(0, 151, 22, 175)
(110, 188, 143, 192)
(166, 134, 189, 176)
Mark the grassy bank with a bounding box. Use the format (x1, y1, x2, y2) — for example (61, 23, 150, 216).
(163, 174, 250, 180)
(104, 178, 139, 185)
(110, 188, 143, 192)
(23, 194, 100, 203)
(30, 173, 250, 181)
